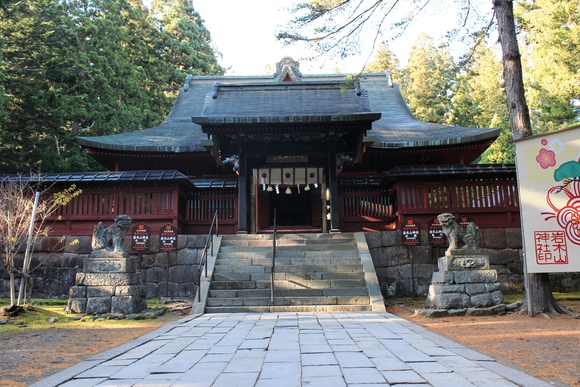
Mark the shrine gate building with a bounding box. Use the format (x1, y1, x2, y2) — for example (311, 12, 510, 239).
(44, 57, 518, 235)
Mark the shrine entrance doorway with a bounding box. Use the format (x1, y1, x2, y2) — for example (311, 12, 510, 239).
(254, 167, 325, 233)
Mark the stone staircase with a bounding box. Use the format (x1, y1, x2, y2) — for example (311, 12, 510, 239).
(202, 233, 384, 313)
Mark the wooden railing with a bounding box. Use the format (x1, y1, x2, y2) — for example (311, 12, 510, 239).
(48, 188, 179, 235)
(185, 189, 237, 234)
(338, 187, 395, 232)
(46, 186, 238, 235)
(44, 178, 518, 236)
(338, 179, 520, 231)
(394, 179, 520, 228)
(271, 208, 277, 303)
(53, 189, 176, 218)
(398, 181, 519, 211)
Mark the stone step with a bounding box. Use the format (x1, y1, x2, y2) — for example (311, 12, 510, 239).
(214, 257, 363, 266)
(216, 251, 360, 261)
(213, 271, 365, 282)
(269, 264, 364, 273)
(210, 279, 367, 290)
(203, 232, 373, 313)
(207, 295, 371, 307)
(219, 237, 356, 249)
(212, 264, 363, 274)
(205, 304, 373, 313)
(209, 287, 369, 299)
(221, 239, 354, 249)
(218, 244, 357, 252)
(221, 233, 355, 241)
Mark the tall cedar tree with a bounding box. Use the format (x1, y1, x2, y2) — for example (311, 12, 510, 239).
(0, 0, 222, 173)
(494, 0, 568, 314)
(516, 0, 580, 132)
(366, 39, 514, 164)
(0, 0, 80, 173)
(400, 33, 457, 124)
(64, 0, 175, 138)
(452, 43, 513, 164)
(363, 41, 401, 83)
(152, 0, 224, 83)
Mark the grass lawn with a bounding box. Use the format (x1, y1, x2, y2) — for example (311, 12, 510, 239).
(0, 298, 169, 334)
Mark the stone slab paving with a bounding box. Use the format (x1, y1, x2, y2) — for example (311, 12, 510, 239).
(31, 312, 552, 387)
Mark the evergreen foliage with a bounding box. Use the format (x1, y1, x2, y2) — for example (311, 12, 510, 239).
(517, 0, 580, 132)
(363, 42, 400, 83)
(400, 34, 457, 124)
(284, 0, 580, 165)
(0, 0, 223, 173)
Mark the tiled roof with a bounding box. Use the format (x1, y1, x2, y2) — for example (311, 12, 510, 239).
(192, 81, 379, 125)
(0, 170, 189, 183)
(76, 78, 219, 152)
(386, 164, 516, 179)
(362, 77, 501, 148)
(337, 165, 516, 187)
(77, 72, 500, 153)
(191, 179, 238, 188)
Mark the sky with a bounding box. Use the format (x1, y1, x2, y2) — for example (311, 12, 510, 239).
(193, 0, 470, 76)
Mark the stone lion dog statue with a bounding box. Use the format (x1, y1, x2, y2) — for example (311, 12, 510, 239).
(91, 215, 133, 255)
(437, 213, 480, 254)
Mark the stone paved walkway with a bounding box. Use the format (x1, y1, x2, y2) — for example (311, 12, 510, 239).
(32, 312, 551, 387)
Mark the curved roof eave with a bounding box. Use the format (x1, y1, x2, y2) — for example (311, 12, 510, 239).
(77, 122, 211, 153)
(360, 77, 501, 149)
(77, 72, 501, 154)
(77, 80, 218, 153)
(192, 113, 382, 125)
(365, 127, 501, 149)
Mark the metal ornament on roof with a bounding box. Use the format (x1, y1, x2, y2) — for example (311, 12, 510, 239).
(274, 56, 302, 78)
(336, 154, 353, 169)
(222, 155, 240, 174)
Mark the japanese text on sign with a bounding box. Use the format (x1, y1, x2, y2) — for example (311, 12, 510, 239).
(131, 223, 151, 252)
(458, 216, 474, 230)
(534, 231, 568, 265)
(427, 217, 446, 246)
(401, 218, 420, 247)
(159, 224, 179, 252)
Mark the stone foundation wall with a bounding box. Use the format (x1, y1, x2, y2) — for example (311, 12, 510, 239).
(0, 235, 208, 299)
(363, 228, 579, 297)
(1, 230, 578, 300)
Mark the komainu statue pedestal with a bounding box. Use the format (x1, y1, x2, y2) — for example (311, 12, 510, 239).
(425, 250, 504, 314)
(66, 215, 147, 315)
(425, 213, 504, 316)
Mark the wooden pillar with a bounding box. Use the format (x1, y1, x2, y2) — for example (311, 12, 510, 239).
(237, 143, 248, 233)
(328, 144, 340, 233)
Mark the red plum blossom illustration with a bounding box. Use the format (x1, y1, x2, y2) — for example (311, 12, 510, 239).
(536, 148, 556, 169)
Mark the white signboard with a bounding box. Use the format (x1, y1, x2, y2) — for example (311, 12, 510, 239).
(515, 125, 580, 273)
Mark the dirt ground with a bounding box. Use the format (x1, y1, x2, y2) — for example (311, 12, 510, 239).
(0, 311, 188, 387)
(1, 304, 579, 387)
(388, 304, 580, 387)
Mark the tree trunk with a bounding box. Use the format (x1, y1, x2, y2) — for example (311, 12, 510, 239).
(9, 271, 15, 306)
(493, 0, 532, 141)
(520, 273, 570, 314)
(494, 0, 565, 314)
